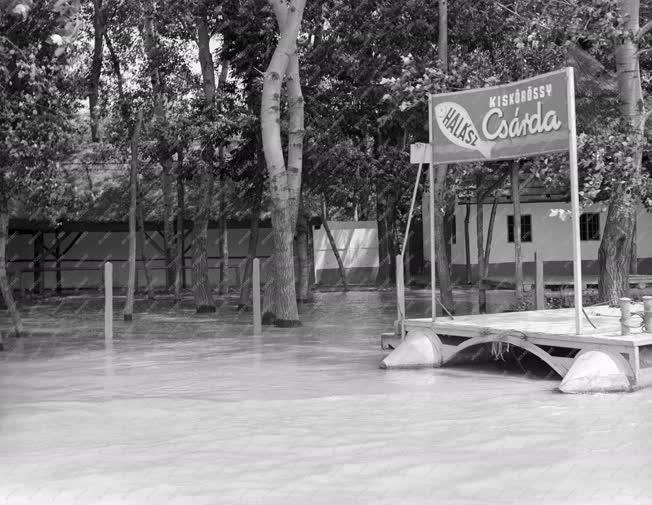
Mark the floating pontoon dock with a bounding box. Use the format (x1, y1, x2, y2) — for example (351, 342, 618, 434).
(382, 304, 652, 389)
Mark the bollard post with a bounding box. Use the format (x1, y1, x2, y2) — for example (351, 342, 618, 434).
(396, 254, 406, 339)
(534, 252, 545, 310)
(643, 296, 652, 333)
(104, 261, 113, 344)
(619, 297, 631, 336)
(252, 258, 261, 336)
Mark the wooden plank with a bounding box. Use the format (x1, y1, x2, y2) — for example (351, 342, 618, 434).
(61, 231, 84, 256)
(144, 232, 166, 255)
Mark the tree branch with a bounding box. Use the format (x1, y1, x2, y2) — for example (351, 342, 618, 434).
(635, 47, 652, 58)
(636, 20, 652, 42)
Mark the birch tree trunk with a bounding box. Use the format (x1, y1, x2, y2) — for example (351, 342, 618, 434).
(260, 0, 306, 326)
(0, 190, 23, 339)
(511, 161, 523, 299)
(124, 111, 142, 321)
(598, 0, 645, 305)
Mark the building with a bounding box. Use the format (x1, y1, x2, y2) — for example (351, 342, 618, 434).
(422, 176, 652, 284)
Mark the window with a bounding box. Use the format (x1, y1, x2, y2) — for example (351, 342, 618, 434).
(580, 213, 600, 241)
(507, 215, 532, 243)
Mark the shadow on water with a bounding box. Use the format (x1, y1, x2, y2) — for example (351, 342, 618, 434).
(444, 342, 562, 381)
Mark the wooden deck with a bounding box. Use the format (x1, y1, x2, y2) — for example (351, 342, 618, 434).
(383, 305, 652, 388)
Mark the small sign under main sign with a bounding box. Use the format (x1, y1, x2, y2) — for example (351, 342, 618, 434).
(430, 68, 570, 164)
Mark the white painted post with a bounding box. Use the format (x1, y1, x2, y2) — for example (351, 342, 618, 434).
(643, 296, 652, 333)
(619, 297, 631, 336)
(566, 67, 583, 335)
(428, 95, 437, 323)
(396, 254, 405, 338)
(104, 261, 113, 344)
(252, 258, 261, 336)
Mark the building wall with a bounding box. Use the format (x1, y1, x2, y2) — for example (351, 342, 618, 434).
(313, 221, 379, 285)
(6, 227, 274, 291)
(422, 197, 652, 279)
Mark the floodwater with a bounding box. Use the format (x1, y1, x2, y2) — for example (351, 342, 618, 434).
(1, 290, 651, 505)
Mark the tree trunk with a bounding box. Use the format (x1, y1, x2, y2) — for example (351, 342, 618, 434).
(104, 31, 129, 123)
(434, 165, 454, 313)
(376, 187, 393, 287)
(124, 111, 142, 321)
(598, 189, 636, 305)
(598, 0, 644, 304)
(484, 198, 499, 276)
(137, 189, 154, 300)
(238, 167, 264, 309)
(191, 8, 220, 310)
(511, 161, 523, 299)
(174, 153, 186, 301)
(464, 203, 471, 284)
(262, 254, 277, 324)
(433, 0, 453, 313)
(55, 233, 62, 295)
(0, 193, 23, 338)
(89, 0, 104, 142)
(476, 185, 486, 313)
(321, 198, 348, 291)
(260, 0, 306, 326)
(192, 168, 216, 313)
(142, 5, 176, 292)
(296, 200, 313, 302)
(161, 161, 176, 291)
(218, 164, 229, 296)
(630, 217, 638, 275)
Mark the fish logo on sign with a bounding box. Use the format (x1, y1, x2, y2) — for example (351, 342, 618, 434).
(434, 102, 494, 159)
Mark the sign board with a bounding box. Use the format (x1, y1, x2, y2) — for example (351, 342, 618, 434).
(430, 69, 570, 164)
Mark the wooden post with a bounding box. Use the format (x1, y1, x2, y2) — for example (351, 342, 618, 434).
(566, 67, 583, 335)
(428, 97, 437, 323)
(252, 258, 261, 335)
(643, 296, 652, 333)
(396, 254, 405, 338)
(619, 297, 631, 336)
(105, 261, 113, 344)
(534, 252, 545, 310)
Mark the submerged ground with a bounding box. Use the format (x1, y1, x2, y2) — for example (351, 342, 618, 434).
(1, 290, 651, 504)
